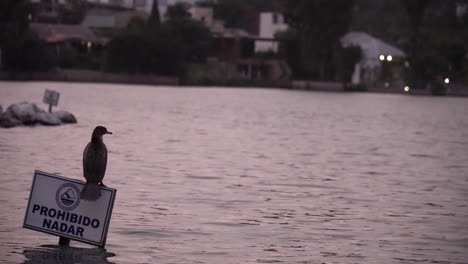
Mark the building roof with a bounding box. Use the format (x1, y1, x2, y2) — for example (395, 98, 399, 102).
(30, 23, 103, 44)
(82, 15, 116, 28)
(341, 31, 406, 68)
(82, 8, 148, 29)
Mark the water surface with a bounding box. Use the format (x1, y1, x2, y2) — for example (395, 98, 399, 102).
(1, 81, 468, 263)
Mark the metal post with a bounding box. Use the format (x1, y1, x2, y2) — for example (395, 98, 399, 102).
(48, 104, 52, 113)
(59, 236, 70, 246)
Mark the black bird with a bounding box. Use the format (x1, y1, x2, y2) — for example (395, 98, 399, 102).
(81, 126, 112, 201)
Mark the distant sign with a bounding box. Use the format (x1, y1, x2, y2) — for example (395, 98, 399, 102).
(23, 171, 117, 247)
(43, 90, 60, 106)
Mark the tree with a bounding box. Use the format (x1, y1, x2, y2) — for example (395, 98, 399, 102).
(400, 0, 467, 90)
(148, 0, 160, 27)
(0, 0, 31, 47)
(211, 0, 248, 28)
(104, 2, 212, 76)
(104, 29, 184, 76)
(0, 0, 56, 72)
(165, 2, 191, 21)
(57, 0, 88, 24)
(334, 45, 362, 83)
(281, 0, 355, 80)
(164, 3, 212, 63)
(401, 0, 432, 33)
(2, 31, 56, 72)
(351, 0, 408, 44)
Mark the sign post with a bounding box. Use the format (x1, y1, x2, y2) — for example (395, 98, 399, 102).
(23, 171, 117, 248)
(42, 90, 60, 112)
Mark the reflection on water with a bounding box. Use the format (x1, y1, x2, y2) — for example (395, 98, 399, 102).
(1, 81, 468, 263)
(23, 245, 115, 264)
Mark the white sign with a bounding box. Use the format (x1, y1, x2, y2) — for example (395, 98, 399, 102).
(23, 171, 117, 247)
(43, 90, 60, 106)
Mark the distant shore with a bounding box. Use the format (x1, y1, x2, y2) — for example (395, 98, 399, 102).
(1, 70, 467, 97)
(0, 69, 179, 86)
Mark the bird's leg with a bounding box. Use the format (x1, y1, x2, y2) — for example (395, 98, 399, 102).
(99, 182, 107, 187)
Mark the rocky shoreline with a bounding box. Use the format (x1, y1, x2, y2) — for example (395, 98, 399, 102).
(0, 102, 77, 128)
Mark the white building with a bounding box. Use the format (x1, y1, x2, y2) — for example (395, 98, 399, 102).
(340, 31, 406, 85)
(255, 12, 288, 53)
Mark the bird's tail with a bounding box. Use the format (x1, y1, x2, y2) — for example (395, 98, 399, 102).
(80, 183, 101, 201)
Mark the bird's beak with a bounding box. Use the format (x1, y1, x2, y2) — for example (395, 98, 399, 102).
(106, 131, 113, 135)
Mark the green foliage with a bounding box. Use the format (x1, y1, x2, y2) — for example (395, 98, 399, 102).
(104, 30, 184, 75)
(281, 0, 355, 80)
(104, 2, 212, 76)
(105, 18, 207, 76)
(0, 0, 32, 47)
(212, 0, 248, 28)
(57, 0, 88, 24)
(351, 0, 409, 44)
(57, 46, 100, 70)
(0, 0, 58, 72)
(148, 0, 160, 26)
(165, 2, 192, 20)
(399, 0, 467, 89)
(2, 31, 56, 72)
(334, 45, 363, 83)
(126, 17, 148, 33)
(165, 19, 212, 63)
(277, 29, 311, 78)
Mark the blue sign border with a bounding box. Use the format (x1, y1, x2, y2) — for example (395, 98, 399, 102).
(23, 170, 117, 247)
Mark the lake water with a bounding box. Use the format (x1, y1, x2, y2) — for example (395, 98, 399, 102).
(1, 81, 468, 264)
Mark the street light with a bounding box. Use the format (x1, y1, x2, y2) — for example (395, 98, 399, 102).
(87, 41, 92, 53)
(379, 55, 385, 61)
(444, 77, 450, 84)
(386, 55, 393, 62)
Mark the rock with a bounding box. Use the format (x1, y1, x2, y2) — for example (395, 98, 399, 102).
(53, 110, 77, 124)
(5, 102, 45, 125)
(36, 112, 62, 126)
(0, 112, 22, 128)
(0, 102, 77, 128)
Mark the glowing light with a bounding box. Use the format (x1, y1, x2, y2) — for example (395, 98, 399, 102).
(379, 55, 385, 61)
(385, 82, 389, 88)
(444, 77, 450, 84)
(87, 41, 92, 48)
(386, 55, 393, 62)
(404, 86, 410, 92)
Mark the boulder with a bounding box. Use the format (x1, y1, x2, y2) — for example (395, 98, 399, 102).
(36, 112, 62, 126)
(53, 110, 77, 124)
(5, 102, 44, 125)
(0, 112, 22, 128)
(0, 102, 77, 128)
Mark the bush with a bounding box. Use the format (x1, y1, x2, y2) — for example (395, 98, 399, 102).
(104, 29, 185, 76)
(334, 45, 362, 83)
(2, 31, 56, 72)
(104, 6, 212, 76)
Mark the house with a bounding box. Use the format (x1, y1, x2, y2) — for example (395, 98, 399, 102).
(81, 8, 148, 30)
(341, 31, 406, 88)
(255, 12, 288, 53)
(189, 6, 291, 86)
(30, 23, 103, 45)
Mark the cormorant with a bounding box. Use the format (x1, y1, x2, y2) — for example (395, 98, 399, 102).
(81, 126, 112, 201)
